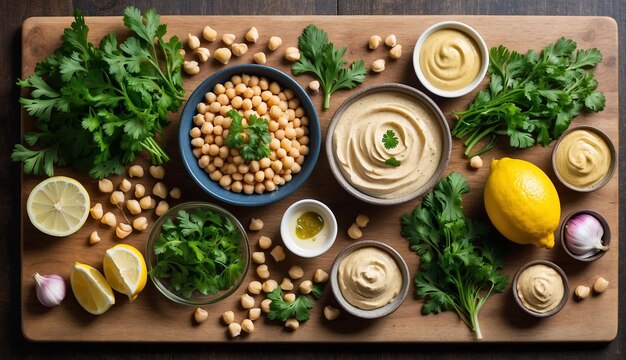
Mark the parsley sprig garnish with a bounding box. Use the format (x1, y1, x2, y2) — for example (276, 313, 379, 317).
(292, 24, 367, 110)
(12, 7, 185, 179)
(451, 37, 605, 157)
(401, 172, 508, 340)
(225, 109, 271, 161)
(382, 129, 400, 166)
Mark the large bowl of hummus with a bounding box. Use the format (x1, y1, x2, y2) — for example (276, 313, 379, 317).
(326, 83, 451, 205)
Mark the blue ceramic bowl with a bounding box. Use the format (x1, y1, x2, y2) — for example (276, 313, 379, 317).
(179, 64, 321, 207)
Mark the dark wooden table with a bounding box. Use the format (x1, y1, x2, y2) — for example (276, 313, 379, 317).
(1, 0, 623, 358)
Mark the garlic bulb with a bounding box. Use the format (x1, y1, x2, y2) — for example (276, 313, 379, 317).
(33, 273, 66, 307)
(564, 213, 609, 258)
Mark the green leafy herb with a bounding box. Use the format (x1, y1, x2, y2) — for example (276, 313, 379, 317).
(225, 109, 271, 161)
(12, 7, 185, 178)
(267, 288, 314, 322)
(385, 157, 401, 167)
(151, 207, 245, 299)
(451, 37, 605, 157)
(292, 24, 367, 110)
(310, 283, 326, 299)
(401, 172, 508, 340)
(382, 129, 399, 149)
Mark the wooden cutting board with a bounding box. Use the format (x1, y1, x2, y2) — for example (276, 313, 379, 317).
(20, 15, 619, 342)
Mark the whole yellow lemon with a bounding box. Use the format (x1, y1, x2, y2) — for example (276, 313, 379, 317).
(484, 157, 561, 249)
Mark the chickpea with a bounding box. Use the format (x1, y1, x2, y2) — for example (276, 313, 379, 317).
(228, 323, 242, 338)
(355, 214, 370, 228)
(285, 318, 299, 330)
(155, 201, 169, 216)
(324, 305, 340, 321)
(101, 212, 116, 227)
(248, 281, 263, 295)
(241, 319, 254, 334)
(240, 294, 255, 309)
(252, 251, 266, 264)
(268, 36, 282, 51)
(270, 245, 286, 262)
(231, 43, 248, 57)
(470, 155, 483, 169)
(256, 264, 270, 279)
(288, 265, 304, 280)
(249, 218, 264, 231)
(116, 223, 132, 239)
(126, 199, 141, 215)
(368, 35, 382, 49)
(372, 59, 386, 73)
(202, 26, 217, 42)
(389, 44, 402, 59)
(127, 165, 144, 178)
(110, 191, 124, 206)
(193, 47, 211, 64)
(280, 278, 294, 291)
(575, 285, 591, 300)
(194, 308, 209, 324)
(90, 203, 103, 220)
(183, 61, 200, 75)
(89, 231, 101, 245)
(262, 279, 278, 293)
(133, 216, 149, 231)
(314, 269, 329, 283)
(139, 196, 156, 210)
(284, 47, 301, 61)
(149, 165, 165, 179)
(98, 179, 113, 193)
(118, 178, 131, 193)
(308, 80, 320, 92)
(214, 48, 232, 64)
(231, 181, 243, 193)
(222, 33, 236, 46)
(299, 280, 313, 295)
(283, 293, 296, 303)
(258, 236, 272, 249)
(593, 277, 609, 294)
(248, 308, 261, 321)
(152, 182, 168, 199)
(261, 298, 272, 313)
(385, 34, 397, 47)
(347, 223, 363, 239)
(245, 26, 259, 43)
(222, 310, 235, 325)
(169, 187, 181, 199)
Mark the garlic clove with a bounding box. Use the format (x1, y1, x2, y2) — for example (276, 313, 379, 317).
(33, 272, 66, 307)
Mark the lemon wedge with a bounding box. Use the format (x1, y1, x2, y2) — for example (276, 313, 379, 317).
(26, 176, 90, 237)
(103, 244, 147, 302)
(70, 262, 115, 315)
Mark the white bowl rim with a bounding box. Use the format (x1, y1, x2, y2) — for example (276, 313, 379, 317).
(280, 199, 338, 258)
(412, 20, 489, 98)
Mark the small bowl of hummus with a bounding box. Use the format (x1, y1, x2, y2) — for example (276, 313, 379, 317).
(330, 240, 410, 319)
(512, 260, 569, 318)
(412, 21, 489, 98)
(551, 126, 616, 192)
(326, 83, 451, 205)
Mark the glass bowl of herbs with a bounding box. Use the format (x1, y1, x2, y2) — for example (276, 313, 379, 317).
(146, 201, 250, 306)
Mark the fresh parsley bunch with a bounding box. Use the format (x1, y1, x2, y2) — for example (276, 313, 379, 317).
(452, 37, 605, 157)
(224, 109, 271, 161)
(401, 172, 508, 340)
(12, 7, 185, 178)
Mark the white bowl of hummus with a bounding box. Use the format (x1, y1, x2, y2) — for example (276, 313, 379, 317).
(413, 21, 488, 98)
(330, 240, 410, 319)
(326, 83, 451, 205)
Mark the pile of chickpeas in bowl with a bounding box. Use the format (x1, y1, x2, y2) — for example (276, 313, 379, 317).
(188, 73, 311, 195)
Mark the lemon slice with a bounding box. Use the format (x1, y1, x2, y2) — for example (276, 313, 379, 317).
(103, 244, 148, 302)
(70, 262, 115, 315)
(26, 176, 90, 237)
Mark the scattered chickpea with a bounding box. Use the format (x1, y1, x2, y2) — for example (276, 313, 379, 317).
(202, 26, 217, 42)
(222, 33, 236, 46)
(89, 231, 101, 245)
(308, 80, 320, 92)
(248, 307, 261, 321)
(110, 191, 124, 206)
(299, 280, 313, 295)
(258, 236, 272, 249)
(155, 201, 170, 216)
(288, 265, 304, 280)
(384, 34, 397, 47)
(133, 216, 149, 231)
(139, 196, 156, 210)
(222, 310, 235, 325)
(313, 269, 329, 283)
(241, 319, 255, 334)
(90, 203, 103, 220)
(228, 322, 242, 337)
(245, 27, 259, 43)
(252, 252, 266, 264)
(389, 44, 402, 59)
(593, 277, 609, 294)
(126, 199, 141, 215)
(240, 294, 255, 309)
(128, 165, 144, 178)
(368, 35, 382, 50)
(253, 52, 267, 64)
(283, 293, 296, 303)
(232, 43, 248, 57)
(153, 182, 168, 199)
(98, 179, 113, 193)
(285, 318, 299, 330)
(347, 223, 363, 239)
(195, 47, 211, 63)
(149, 165, 165, 179)
(470, 155, 483, 169)
(101, 212, 116, 227)
(270, 245, 286, 262)
(355, 214, 370, 228)
(284, 47, 301, 62)
(267, 36, 282, 51)
(116, 223, 132, 239)
(261, 298, 272, 313)
(280, 278, 294, 291)
(183, 60, 200, 75)
(372, 59, 386, 73)
(324, 305, 340, 321)
(262, 279, 278, 293)
(249, 218, 264, 231)
(194, 308, 209, 324)
(169, 187, 181, 199)
(187, 33, 200, 49)
(214, 47, 232, 65)
(248, 281, 263, 295)
(256, 264, 270, 279)
(179, 49, 186, 57)
(575, 285, 591, 300)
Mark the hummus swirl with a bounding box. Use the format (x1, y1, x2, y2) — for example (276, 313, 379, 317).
(555, 129, 612, 189)
(419, 28, 482, 91)
(516, 264, 565, 314)
(333, 91, 443, 199)
(338, 247, 402, 310)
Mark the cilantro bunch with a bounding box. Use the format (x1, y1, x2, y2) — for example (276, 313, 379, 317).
(451, 37, 605, 157)
(224, 109, 271, 161)
(12, 7, 185, 178)
(266, 284, 325, 322)
(151, 207, 246, 299)
(401, 172, 508, 340)
(292, 24, 367, 110)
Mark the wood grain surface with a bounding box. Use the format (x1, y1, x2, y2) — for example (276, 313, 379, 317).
(2, 0, 624, 359)
(19, 15, 618, 343)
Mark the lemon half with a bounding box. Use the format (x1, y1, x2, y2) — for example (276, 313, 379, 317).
(70, 262, 115, 315)
(103, 244, 148, 302)
(26, 176, 90, 237)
